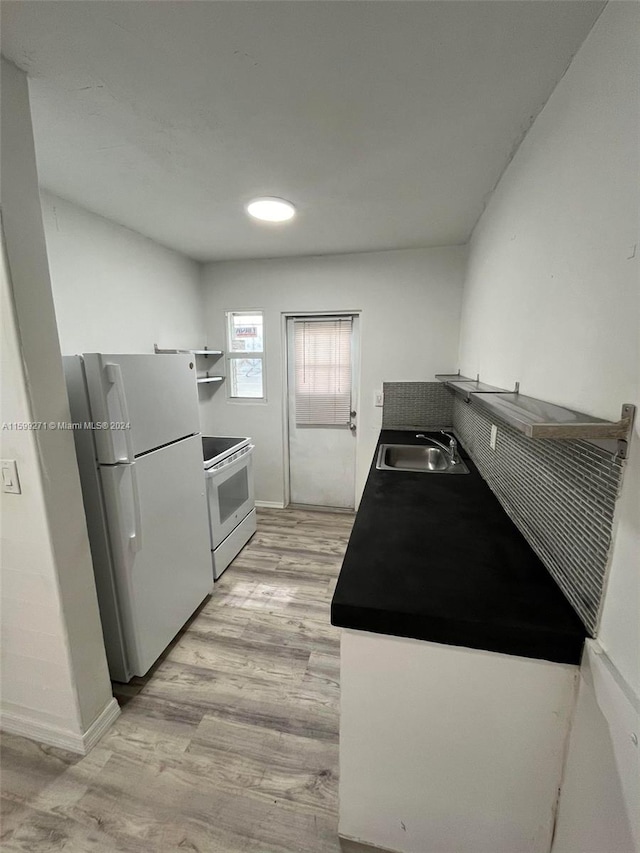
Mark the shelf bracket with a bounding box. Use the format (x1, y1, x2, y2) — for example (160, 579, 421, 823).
(615, 404, 636, 459)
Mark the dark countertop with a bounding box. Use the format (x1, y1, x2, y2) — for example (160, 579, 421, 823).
(330, 430, 586, 664)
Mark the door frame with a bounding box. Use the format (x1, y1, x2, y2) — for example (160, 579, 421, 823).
(280, 310, 362, 509)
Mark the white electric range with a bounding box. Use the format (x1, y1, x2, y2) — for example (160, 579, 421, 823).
(202, 436, 256, 579)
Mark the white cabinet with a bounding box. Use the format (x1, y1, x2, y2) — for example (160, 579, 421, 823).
(339, 629, 578, 853)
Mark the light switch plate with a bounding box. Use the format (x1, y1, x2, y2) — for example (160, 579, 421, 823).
(374, 390, 384, 408)
(490, 424, 498, 451)
(1, 459, 21, 494)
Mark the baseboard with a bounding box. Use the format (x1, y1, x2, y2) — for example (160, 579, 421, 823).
(81, 697, 120, 752)
(255, 500, 354, 513)
(288, 502, 355, 514)
(339, 835, 404, 853)
(1, 696, 120, 755)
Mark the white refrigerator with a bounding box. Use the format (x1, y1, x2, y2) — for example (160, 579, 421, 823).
(64, 353, 213, 682)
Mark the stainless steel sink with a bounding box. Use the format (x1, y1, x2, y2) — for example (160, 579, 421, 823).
(376, 444, 470, 474)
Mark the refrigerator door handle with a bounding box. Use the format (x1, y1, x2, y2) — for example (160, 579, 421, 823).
(129, 463, 142, 553)
(100, 463, 142, 591)
(105, 362, 135, 463)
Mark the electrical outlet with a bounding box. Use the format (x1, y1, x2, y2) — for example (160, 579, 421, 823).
(1, 459, 21, 494)
(490, 424, 498, 451)
(374, 390, 384, 407)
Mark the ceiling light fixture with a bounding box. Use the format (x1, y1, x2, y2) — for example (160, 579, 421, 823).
(246, 197, 296, 223)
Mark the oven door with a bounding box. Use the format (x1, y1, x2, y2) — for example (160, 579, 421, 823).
(205, 446, 255, 549)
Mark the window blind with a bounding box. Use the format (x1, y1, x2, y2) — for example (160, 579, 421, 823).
(294, 318, 352, 426)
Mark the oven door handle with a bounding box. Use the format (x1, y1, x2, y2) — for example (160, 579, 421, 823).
(205, 445, 254, 479)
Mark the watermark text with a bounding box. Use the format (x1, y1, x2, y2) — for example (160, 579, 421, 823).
(2, 421, 131, 431)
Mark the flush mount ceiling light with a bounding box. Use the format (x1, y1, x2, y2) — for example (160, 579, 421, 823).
(246, 197, 296, 223)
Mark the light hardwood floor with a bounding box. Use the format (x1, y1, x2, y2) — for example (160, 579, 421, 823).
(1, 507, 355, 853)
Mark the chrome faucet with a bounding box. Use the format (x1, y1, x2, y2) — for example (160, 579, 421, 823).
(415, 431, 461, 466)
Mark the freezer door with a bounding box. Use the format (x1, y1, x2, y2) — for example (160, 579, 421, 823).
(99, 434, 212, 678)
(82, 353, 200, 463)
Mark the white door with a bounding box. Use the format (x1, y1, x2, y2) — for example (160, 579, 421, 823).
(82, 353, 200, 461)
(99, 434, 212, 677)
(287, 315, 359, 509)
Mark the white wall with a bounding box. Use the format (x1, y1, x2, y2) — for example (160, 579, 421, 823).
(40, 191, 205, 355)
(1, 71, 205, 752)
(0, 59, 116, 751)
(200, 247, 466, 505)
(551, 643, 638, 853)
(457, 3, 637, 428)
(0, 226, 82, 739)
(456, 5, 639, 849)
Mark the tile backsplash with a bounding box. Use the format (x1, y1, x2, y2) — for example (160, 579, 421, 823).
(382, 381, 626, 634)
(382, 382, 453, 430)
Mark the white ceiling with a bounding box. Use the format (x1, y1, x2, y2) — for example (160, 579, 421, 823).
(2, 1, 604, 262)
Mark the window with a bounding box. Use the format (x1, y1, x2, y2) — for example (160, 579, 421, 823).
(226, 311, 265, 400)
(294, 317, 353, 426)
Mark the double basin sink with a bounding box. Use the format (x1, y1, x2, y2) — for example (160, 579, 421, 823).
(376, 443, 470, 474)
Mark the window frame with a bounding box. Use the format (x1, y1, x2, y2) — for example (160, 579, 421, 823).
(225, 309, 267, 403)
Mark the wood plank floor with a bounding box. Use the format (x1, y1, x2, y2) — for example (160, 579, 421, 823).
(0, 507, 355, 853)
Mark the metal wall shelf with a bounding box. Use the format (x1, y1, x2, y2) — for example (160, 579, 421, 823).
(434, 373, 473, 383)
(436, 372, 635, 454)
(435, 373, 508, 400)
(154, 345, 225, 386)
(473, 394, 634, 441)
(154, 344, 223, 358)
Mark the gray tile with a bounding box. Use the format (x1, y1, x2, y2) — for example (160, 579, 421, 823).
(382, 382, 453, 429)
(451, 396, 624, 634)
